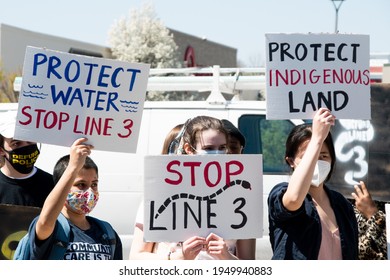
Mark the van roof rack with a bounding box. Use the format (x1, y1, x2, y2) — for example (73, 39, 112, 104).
(148, 65, 266, 104)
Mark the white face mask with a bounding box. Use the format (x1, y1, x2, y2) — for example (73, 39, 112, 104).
(195, 149, 226, 155)
(311, 160, 331, 187)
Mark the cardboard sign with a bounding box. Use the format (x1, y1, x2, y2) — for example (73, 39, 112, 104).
(144, 154, 263, 242)
(14, 46, 150, 153)
(265, 33, 370, 120)
(0, 204, 40, 260)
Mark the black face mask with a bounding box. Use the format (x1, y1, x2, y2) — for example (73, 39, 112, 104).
(3, 144, 40, 174)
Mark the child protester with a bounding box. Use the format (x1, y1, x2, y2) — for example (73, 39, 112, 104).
(22, 138, 122, 260)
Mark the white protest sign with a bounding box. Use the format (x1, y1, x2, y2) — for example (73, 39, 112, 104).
(14, 46, 150, 153)
(265, 33, 370, 120)
(144, 154, 263, 242)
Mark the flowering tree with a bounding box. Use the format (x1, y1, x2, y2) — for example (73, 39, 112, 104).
(108, 3, 181, 69)
(0, 64, 20, 103)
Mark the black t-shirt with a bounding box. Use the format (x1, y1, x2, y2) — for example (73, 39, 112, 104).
(0, 168, 54, 207)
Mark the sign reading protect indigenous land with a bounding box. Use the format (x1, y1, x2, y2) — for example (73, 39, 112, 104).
(14, 46, 150, 153)
(143, 154, 263, 242)
(265, 33, 370, 120)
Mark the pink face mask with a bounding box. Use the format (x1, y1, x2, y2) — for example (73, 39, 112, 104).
(65, 189, 99, 214)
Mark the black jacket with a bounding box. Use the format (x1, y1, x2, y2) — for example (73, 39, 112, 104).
(268, 182, 358, 260)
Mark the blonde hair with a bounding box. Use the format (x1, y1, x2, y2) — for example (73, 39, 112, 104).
(161, 124, 184, 155)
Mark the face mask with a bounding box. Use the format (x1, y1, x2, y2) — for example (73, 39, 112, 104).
(311, 160, 331, 187)
(65, 189, 99, 215)
(4, 144, 40, 174)
(195, 149, 227, 155)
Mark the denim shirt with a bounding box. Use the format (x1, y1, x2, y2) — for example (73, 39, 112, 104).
(268, 182, 358, 260)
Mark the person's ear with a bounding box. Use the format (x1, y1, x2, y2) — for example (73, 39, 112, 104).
(286, 157, 294, 168)
(183, 143, 194, 155)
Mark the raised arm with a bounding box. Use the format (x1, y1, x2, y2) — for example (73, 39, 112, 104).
(35, 138, 93, 241)
(283, 108, 335, 211)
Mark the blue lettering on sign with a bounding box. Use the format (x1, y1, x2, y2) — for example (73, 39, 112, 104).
(31, 52, 143, 112)
(33, 52, 142, 90)
(50, 85, 119, 112)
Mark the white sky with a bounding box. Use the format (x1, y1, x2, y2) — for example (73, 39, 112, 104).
(2, 0, 389, 66)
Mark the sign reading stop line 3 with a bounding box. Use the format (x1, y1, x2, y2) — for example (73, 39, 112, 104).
(144, 154, 263, 242)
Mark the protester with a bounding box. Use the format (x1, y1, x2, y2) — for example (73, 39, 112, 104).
(161, 123, 184, 155)
(268, 108, 358, 259)
(0, 111, 54, 207)
(130, 116, 255, 260)
(351, 181, 387, 260)
(26, 138, 122, 259)
(221, 119, 246, 154)
(221, 119, 255, 259)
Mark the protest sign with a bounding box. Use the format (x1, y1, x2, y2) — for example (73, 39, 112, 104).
(265, 33, 370, 120)
(14, 46, 150, 153)
(143, 154, 263, 242)
(0, 204, 40, 260)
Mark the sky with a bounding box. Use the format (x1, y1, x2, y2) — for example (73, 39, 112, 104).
(1, 0, 389, 66)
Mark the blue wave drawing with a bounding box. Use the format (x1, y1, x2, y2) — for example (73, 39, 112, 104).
(28, 84, 44, 89)
(23, 94, 46, 99)
(120, 105, 138, 109)
(23, 90, 47, 96)
(119, 100, 139, 113)
(119, 100, 140, 105)
(22, 90, 48, 99)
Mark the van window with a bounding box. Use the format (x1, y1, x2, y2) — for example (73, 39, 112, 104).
(238, 115, 294, 174)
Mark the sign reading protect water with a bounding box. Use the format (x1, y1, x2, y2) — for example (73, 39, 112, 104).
(14, 46, 150, 153)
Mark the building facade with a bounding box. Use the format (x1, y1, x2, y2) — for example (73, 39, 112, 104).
(0, 23, 237, 74)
